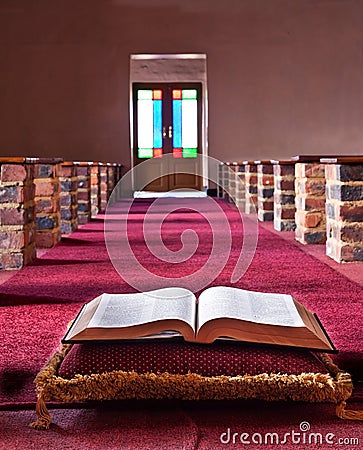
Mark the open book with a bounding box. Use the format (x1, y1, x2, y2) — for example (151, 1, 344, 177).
(62, 287, 336, 352)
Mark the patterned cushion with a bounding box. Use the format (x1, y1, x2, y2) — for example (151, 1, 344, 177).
(58, 340, 328, 378)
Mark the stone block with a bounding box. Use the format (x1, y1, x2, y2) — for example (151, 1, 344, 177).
(275, 179, 295, 191)
(339, 204, 363, 222)
(33, 164, 55, 179)
(274, 219, 296, 232)
(297, 179, 326, 196)
(303, 231, 326, 245)
(338, 165, 363, 182)
(0, 164, 28, 182)
(326, 184, 363, 202)
(35, 215, 59, 230)
(35, 230, 61, 248)
(295, 163, 325, 178)
(35, 180, 59, 197)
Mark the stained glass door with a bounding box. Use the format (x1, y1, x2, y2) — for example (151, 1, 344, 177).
(133, 83, 202, 191)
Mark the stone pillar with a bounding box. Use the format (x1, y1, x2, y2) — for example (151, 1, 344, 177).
(227, 162, 238, 204)
(256, 161, 274, 222)
(294, 158, 327, 245)
(116, 163, 123, 184)
(0, 158, 36, 269)
(217, 162, 224, 198)
(59, 162, 78, 235)
(272, 160, 296, 231)
(114, 163, 123, 200)
(221, 162, 231, 201)
(107, 163, 116, 202)
(219, 162, 230, 201)
(90, 163, 100, 218)
(75, 162, 92, 225)
(34, 158, 63, 248)
(235, 163, 246, 210)
(244, 161, 258, 214)
(99, 163, 108, 213)
(324, 157, 363, 262)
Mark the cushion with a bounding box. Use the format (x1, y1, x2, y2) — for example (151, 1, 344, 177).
(31, 340, 356, 430)
(58, 341, 328, 378)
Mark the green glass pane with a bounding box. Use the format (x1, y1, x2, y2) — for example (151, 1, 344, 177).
(138, 148, 153, 158)
(182, 89, 197, 100)
(137, 90, 153, 100)
(182, 148, 197, 158)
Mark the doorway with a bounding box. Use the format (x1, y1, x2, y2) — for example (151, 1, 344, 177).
(130, 54, 208, 193)
(133, 82, 202, 191)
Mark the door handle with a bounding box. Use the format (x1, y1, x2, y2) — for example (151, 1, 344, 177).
(168, 125, 173, 138)
(162, 126, 167, 138)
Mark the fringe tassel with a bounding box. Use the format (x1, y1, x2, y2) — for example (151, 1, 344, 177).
(336, 401, 363, 421)
(29, 391, 51, 430)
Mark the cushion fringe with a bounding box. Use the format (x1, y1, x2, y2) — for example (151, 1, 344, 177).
(336, 401, 363, 421)
(30, 344, 359, 429)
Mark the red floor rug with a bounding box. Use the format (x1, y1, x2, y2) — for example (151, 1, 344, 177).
(1, 400, 363, 449)
(0, 198, 362, 448)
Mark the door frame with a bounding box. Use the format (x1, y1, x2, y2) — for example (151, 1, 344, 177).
(129, 54, 208, 192)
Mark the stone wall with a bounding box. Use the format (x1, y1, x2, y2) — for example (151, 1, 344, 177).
(76, 163, 92, 225)
(0, 157, 122, 270)
(325, 161, 363, 262)
(90, 163, 100, 218)
(257, 162, 274, 222)
(0, 158, 36, 269)
(244, 162, 258, 214)
(273, 161, 296, 231)
(227, 163, 238, 204)
(34, 159, 62, 248)
(295, 162, 327, 244)
(99, 164, 108, 213)
(235, 163, 246, 210)
(59, 162, 78, 234)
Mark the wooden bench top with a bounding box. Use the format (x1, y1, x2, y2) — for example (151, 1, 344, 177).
(270, 159, 296, 165)
(254, 160, 273, 165)
(291, 155, 363, 163)
(320, 156, 363, 164)
(0, 157, 63, 164)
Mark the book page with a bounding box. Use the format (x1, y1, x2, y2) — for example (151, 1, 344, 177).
(197, 286, 304, 330)
(88, 288, 196, 331)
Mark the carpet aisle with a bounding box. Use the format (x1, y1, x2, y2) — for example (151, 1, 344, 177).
(0, 198, 362, 449)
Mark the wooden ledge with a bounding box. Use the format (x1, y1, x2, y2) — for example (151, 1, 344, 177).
(270, 159, 296, 165)
(254, 160, 273, 165)
(320, 156, 363, 164)
(34, 158, 64, 164)
(291, 155, 361, 163)
(0, 157, 29, 163)
(226, 161, 245, 166)
(291, 155, 324, 162)
(0, 157, 63, 164)
(73, 161, 94, 166)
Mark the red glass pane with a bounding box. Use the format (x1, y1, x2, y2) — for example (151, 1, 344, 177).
(153, 148, 163, 158)
(173, 148, 182, 158)
(172, 89, 182, 100)
(153, 90, 162, 100)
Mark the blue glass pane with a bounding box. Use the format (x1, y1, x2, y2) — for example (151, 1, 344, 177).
(173, 99, 182, 149)
(153, 100, 162, 148)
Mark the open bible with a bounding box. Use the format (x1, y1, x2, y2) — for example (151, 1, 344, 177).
(62, 286, 336, 352)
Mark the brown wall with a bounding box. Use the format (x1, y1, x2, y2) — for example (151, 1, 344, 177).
(0, 0, 363, 171)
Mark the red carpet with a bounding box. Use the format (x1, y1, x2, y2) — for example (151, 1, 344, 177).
(0, 198, 362, 448)
(1, 400, 363, 449)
